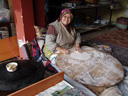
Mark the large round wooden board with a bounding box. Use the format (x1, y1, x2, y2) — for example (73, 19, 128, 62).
(56, 46, 124, 87)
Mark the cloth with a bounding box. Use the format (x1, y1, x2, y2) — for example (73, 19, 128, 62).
(43, 44, 54, 59)
(46, 25, 58, 36)
(32, 37, 57, 73)
(118, 66, 128, 96)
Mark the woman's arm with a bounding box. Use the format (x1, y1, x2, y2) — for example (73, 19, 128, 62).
(45, 25, 58, 52)
(75, 32, 82, 53)
(46, 35, 70, 54)
(46, 25, 69, 54)
(75, 32, 81, 43)
(75, 42, 82, 53)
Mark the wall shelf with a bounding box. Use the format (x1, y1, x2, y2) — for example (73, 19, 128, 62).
(50, 4, 112, 33)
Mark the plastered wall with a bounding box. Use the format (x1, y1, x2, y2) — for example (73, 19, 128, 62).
(8, 0, 14, 21)
(98, 0, 128, 24)
(8, 0, 128, 25)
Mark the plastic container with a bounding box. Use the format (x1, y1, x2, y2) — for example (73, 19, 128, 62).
(98, 16, 102, 24)
(0, 8, 10, 22)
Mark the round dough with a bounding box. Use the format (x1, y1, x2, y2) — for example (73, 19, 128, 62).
(100, 86, 122, 96)
(56, 46, 124, 87)
(70, 52, 91, 60)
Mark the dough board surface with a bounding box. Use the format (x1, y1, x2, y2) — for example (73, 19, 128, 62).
(56, 46, 124, 87)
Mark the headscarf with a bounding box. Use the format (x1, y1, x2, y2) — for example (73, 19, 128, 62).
(57, 9, 74, 30)
(58, 9, 73, 21)
(60, 9, 73, 18)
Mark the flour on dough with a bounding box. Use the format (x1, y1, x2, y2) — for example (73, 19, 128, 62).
(70, 51, 91, 60)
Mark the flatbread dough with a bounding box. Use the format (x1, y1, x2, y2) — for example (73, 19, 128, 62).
(100, 86, 122, 96)
(56, 46, 124, 87)
(70, 52, 91, 60)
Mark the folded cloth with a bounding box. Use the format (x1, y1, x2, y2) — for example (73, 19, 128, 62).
(32, 37, 58, 73)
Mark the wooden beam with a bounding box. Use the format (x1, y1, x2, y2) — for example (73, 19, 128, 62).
(12, 0, 35, 59)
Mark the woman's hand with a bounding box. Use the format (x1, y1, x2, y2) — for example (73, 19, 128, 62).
(61, 48, 70, 54)
(76, 47, 82, 53)
(56, 47, 70, 54)
(75, 42, 82, 53)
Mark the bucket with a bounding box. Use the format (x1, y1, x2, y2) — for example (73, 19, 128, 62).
(115, 17, 128, 31)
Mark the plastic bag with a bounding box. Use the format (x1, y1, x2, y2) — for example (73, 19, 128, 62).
(0, 8, 10, 22)
(118, 76, 128, 96)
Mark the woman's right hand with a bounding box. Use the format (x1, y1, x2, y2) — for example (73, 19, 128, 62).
(56, 47, 70, 54)
(61, 48, 70, 54)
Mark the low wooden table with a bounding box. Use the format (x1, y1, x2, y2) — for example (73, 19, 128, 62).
(0, 60, 45, 91)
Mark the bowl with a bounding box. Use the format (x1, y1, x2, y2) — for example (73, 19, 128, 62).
(6, 62, 18, 72)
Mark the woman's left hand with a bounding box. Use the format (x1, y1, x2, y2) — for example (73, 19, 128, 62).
(75, 47, 82, 53)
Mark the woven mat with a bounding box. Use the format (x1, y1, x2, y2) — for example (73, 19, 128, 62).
(95, 29, 128, 48)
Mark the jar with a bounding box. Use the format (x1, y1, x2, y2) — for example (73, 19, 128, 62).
(85, 16, 90, 25)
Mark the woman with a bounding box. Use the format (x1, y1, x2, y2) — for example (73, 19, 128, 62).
(44, 9, 82, 59)
(42, 9, 124, 95)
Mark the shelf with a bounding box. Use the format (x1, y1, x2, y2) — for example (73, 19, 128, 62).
(0, 21, 13, 37)
(50, 4, 110, 10)
(76, 23, 109, 34)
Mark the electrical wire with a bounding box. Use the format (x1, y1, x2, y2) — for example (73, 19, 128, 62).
(8, 36, 22, 60)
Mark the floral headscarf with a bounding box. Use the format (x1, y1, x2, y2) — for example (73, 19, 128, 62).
(59, 9, 73, 19)
(57, 9, 74, 29)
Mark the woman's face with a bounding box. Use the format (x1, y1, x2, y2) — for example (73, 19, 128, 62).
(61, 13, 72, 26)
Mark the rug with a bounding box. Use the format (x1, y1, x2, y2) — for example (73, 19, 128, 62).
(94, 29, 128, 48)
(82, 39, 128, 67)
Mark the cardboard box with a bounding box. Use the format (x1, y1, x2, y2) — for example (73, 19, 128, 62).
(8, 71, 64, 96)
